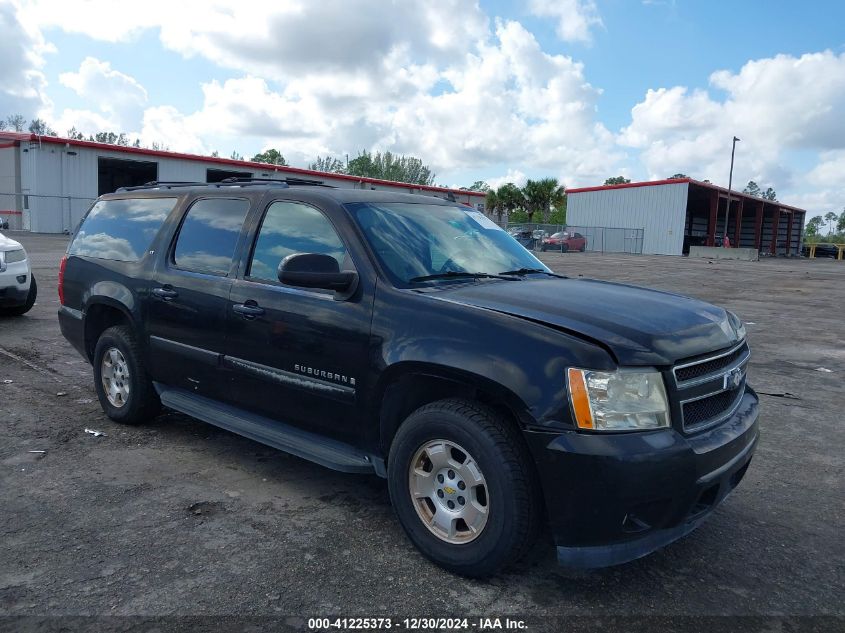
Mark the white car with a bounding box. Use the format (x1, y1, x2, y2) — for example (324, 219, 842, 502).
(0, 233, 37, 316)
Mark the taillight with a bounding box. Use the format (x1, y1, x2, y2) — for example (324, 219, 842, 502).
(58, 255, 67, 305)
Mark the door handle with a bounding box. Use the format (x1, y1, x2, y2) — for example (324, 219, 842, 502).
(233, 302, 265, 319)
(152, 286, 178, 300)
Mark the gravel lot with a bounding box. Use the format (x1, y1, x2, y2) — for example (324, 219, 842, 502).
(1, 232, 842, 623)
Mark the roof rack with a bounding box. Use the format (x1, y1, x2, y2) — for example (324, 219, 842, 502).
(116, 177, 335, 193)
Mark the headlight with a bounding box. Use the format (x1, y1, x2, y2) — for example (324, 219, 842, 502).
(4, 249, 26, 263)
(726, 310, 746, 340)
(567, 368, 670, 431)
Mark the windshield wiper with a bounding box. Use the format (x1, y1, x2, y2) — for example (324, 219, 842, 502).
(409, 271, 520, 283)
(498, 268, 566, 278)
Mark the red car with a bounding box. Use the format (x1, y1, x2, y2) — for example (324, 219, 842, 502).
(541, 230, 586, 252)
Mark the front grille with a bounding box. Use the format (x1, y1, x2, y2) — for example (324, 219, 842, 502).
(682, 383, 744, 428)
(675, 342, 749, 383)
(672, 339, 750, 432)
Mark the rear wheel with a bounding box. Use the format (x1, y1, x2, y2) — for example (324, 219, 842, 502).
(580, 244, 586, 252)
(388, 398, 542, 577)
(0, 275, 37, 316)
(93, 325, 160, 424)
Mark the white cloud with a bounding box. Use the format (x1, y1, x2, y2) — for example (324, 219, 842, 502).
(59, 57, 148, 129)
(528, 0, 603, 44)
(0, 0, 52, 119)
(487, 169, 528, 190)
(139, 105, 207, 154)
(64, 16, 619, 184)
(619, 51, 845, 197)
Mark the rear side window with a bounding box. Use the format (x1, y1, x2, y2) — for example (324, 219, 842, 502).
(172, 198, 251, 276)
(69, 197, 176, 262)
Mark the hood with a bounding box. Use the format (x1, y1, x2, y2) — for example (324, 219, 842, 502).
(434, 277, 743, 366)
(0, 233, 23, 251)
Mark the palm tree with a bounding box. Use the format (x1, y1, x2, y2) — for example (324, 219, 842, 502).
(522, 178, 565, 224)
(485, 189, 500, 223)
(496, 183, 524, 222)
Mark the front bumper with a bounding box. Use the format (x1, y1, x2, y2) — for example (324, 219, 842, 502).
(523, 386, 759, 568)
(0, 261, 31, 307)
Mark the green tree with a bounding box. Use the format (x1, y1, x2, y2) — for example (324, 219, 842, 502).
(251, 149, 286, 165)
(309, 155, 346, 173)
(464, 180, 490, 192)
(669, 173, 689, 179)
(743, 181, 761, 197)
(28, 118, 56, 136)
(346, 150, 435, 185)
(837, 210, 845, 234)
(805, 216, 823, 240)
(824, 211, 838, 236)
(603, 176, 631, 186)
(485, 188, 500, 223)
(5, 114, 26, 131)
(522, 178, 565, 223)
(496, 183, 524, 221)
(65, 126, 85, 140)
(230, 151, 242, 160)
(762, 187, 777, 201)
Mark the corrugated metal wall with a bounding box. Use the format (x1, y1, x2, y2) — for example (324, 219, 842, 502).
(17, 142, 484, 233)
(567, 183, 689, 255)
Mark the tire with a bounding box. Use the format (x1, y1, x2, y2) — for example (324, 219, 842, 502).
(0, 275, 37, 316)
(561, 244, 569, 253)
(580, 244, 586, 252)
(387, 398, 542, 577)
(93, 325, 160, 424)
(541, 245, 547, 252)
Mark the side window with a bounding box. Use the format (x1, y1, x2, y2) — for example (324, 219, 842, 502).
(248, 201, 347, 283)
(172, 198, 250, 276)
(69, 197, 177, 262)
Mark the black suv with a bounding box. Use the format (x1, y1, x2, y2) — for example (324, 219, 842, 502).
(58, 181, 759, 577)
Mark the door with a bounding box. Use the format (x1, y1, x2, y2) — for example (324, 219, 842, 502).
(223, 199, 372, 444)
(146, 196, 252, 396)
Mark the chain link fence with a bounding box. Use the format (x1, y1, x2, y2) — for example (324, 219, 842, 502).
(506, 223, 644, 254)
(0, 192, 93, 268)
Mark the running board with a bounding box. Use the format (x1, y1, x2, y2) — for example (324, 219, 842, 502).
(155, 385, 384, 476)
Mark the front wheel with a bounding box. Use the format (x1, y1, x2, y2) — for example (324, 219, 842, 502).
(93, 325, 160, 424)
(388, 399, 542, 577)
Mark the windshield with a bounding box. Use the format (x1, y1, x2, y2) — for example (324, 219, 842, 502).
(347, 202, 550, 286)
(551, 232, 567, 238)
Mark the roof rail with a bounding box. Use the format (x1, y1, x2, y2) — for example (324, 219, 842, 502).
(115, 177, 335, 193)
(218, 176, 335, 188)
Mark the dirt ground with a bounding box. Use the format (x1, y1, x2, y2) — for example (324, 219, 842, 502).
(1, 233, 842, 623)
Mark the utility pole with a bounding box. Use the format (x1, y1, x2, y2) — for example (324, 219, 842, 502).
(724, 136, 740, 246)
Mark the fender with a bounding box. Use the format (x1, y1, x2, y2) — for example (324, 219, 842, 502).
(368, 284, 617, 442)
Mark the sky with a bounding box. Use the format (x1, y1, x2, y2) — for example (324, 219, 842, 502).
(2, 0, 845, 217)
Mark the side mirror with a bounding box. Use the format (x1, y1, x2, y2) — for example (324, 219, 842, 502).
(277, 253, 358, 300)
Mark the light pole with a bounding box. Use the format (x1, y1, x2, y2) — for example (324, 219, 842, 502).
(724, 136, 740, 246)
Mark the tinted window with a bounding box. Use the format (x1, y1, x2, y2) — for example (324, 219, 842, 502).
(248, 201, 346, 283)
(69, 197, 176, 261)
(173, 198, 250, 275)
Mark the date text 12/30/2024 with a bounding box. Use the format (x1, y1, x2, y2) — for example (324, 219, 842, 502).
(308, 617, 528, 630)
